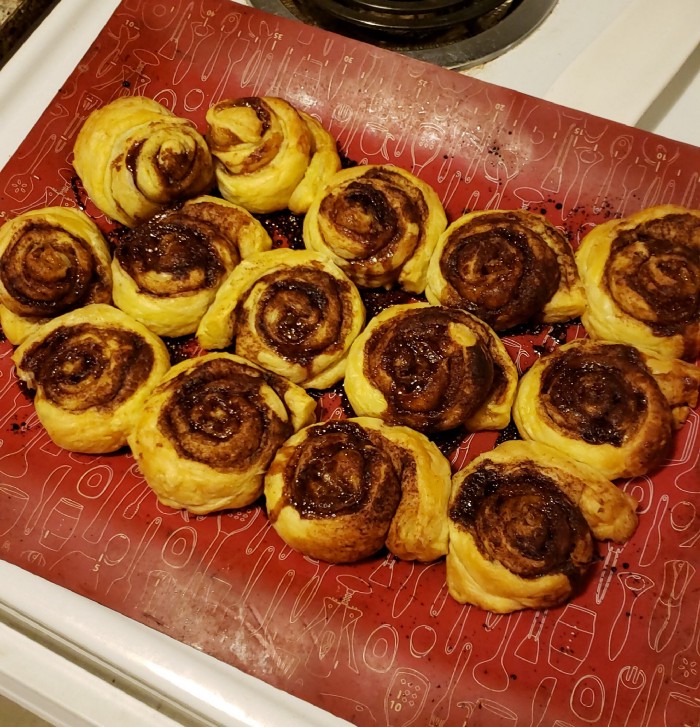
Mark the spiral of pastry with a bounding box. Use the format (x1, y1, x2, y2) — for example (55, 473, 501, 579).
(512, 339, 700, 479)
(206, 97, 340, 214)
(447, 440, 638, 613)
(426, 210, 585, 331)
(73, 96, 214, 227)
(12, 304, 170, 453)
(344, 302, 517, 433)
(128, 352, 316, 514)
(576, 205, 700, 360)
(112, 195, 271, 337)
(264, 417, 452, 563)
(0, 207, 112, 345)
(197, 248, 365, 388)
(303, 164, 448, 292)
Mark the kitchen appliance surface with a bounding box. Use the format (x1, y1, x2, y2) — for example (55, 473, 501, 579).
(0, 1, 699, 726)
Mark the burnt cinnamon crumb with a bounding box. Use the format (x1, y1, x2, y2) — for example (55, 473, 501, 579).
(70, 176, 88, 210)
(494, 420, 521, 445)
(429, 425, 469, 457)
(360, 288, 426, 320)
(255, 210, 305, 249)
(162, 335, 201, 364)
(339, 148, 358, 170)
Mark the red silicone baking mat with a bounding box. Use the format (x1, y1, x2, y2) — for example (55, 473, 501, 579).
(1, 1, 699, 725)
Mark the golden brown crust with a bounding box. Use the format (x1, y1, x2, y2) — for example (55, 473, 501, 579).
(447, 440, 638, 613)
(513, 339, 680, 479)
(264, 417, 452, 563)
(206, 97, 336, 214)
(344, 302, 517, 432)
(0, 207, 112, 344)
(576, 205, 700, 360)
(74, 96, 214, 227)
(426, 209, 585, 330)
(303, 164, 447, 292)
(112, 195, 271, 337)
(196, 248, 365, 388)
(128, 352, 316, 514)
(12, 304, 170, 453)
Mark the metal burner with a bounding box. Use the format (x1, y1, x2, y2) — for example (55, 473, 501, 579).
(249, 0, 558, 69)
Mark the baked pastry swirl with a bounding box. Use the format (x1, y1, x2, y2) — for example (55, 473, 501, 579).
(73, 96, 214, 227)
(303, 164, 448, 292)
(12, 304, 170, 453)
(513, 339, 700, 479)
(112, 195, 271, 337)
(128, 352, 316, 514)
(205, 97, 340, 214)
(197, 248, 365, 388)
(447, 440, 638, 613)
(264, 417, 452, 563)
(344, 302, 517, 432)
(0, 207, 112, 345)
(426, 210, 585, 331)
(576, 205, 700, 360)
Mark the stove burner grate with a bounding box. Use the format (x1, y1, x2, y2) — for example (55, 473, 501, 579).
(249, 0, 558, 69)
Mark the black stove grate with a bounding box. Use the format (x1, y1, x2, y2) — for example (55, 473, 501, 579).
(249, 0, 558, 69)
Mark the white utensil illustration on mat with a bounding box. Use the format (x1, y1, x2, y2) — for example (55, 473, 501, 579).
(606, 665, 646, 727)
(671, 598, 700, 689)
(427, 642, 472, 727)
(515, 609, 548, 664)
(570, 674, 605, 723)
(608, 572, 655, 661)
(472, 613, 522, 691)
(384, 667, 430, 727)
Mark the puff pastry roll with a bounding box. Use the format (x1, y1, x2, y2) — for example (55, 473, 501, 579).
(576, 205, 700, 360)
(128, 352, 316, 515)
(344, 302, 517, 433)
(513, 339, 700, 479)
(303, 165, 448, 292)
(447, 440, 638, 613)
(0, 207, 112, 345)
(426, 210, 585, 331)
(197, 248, 365, 388)
(206, 97, 340, 214)
(12, 304, 170, 453)
(74, 96, 214, 227)
(264, 417, 452, 563)
(112, 195, 271, 338)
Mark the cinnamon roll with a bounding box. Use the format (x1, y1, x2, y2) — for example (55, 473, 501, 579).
(0, 207, 112, 345)
(12, 304, 170, 453)
(576, 205, 700, 360)
(303, 165, 448, 292)
(206, 97, 340, 214)
(112, 195, 271, 338)
(73, 96, 214, 227)
(264, 417, 452, 563)
(426, 210, 585, 331)
(513, 339, 700, 479)
(128, 352, 316, 515)
(344, 302, 517, 433)
(196, 248, 365, 388)
(447, 440, 638, 613)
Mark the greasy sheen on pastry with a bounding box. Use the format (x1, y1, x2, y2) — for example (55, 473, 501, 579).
(12, 304, 170, 454)
(344, 302, 517, 433)
(73, 96, 214, 227)
(447, 440, 638, 613)
(513, 339, 700, 479)
(303, 164, 448, 292)
(576, 205, 700, 360)
(426, 210, 585, 331)
(196, 248, 365, 388)
(112, 195, 271, 337)
(128, 352, 316, 515)
(264, 417, 452, 563)
(0, 207, 112, 345)
(205, 97, 340, 214)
